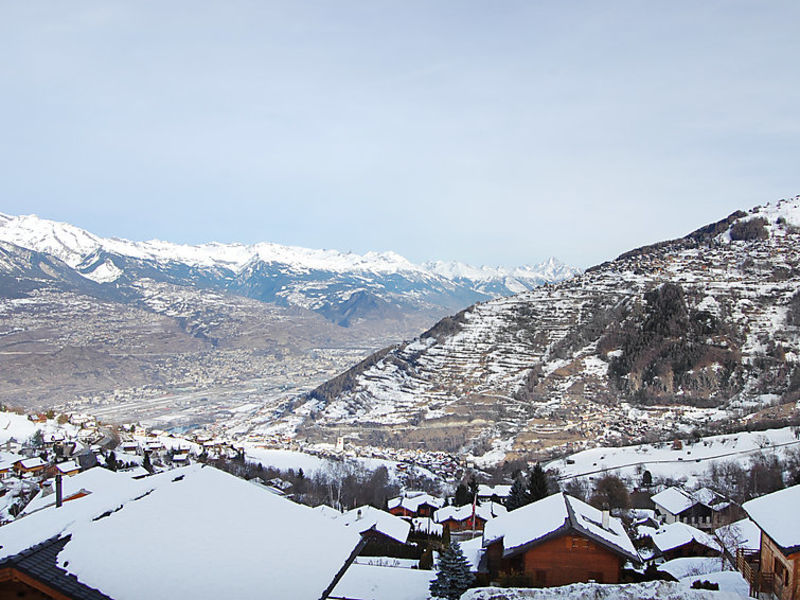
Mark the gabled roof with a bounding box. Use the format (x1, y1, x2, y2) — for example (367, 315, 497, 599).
(0, 465, 363, 600)
(714, 518, 760, 553)
(434, 502, 506, 524)
(337, 506, 410, 544)
(482, 492, 639, 563)
(650, 522, 720, 554)
(0, 537, 112, 600)
(387, 492, 444, 512)
(652, 486, 729, 515)
(16, 456, 47, 470)
(651, 487, 695, 515)
(743, 484, 800, 555)
(477, 484, 512, 498)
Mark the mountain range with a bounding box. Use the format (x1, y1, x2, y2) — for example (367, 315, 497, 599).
(0, 212, 578, 328)
(263, 197, 800, 464)
(0, 212, 576, 416)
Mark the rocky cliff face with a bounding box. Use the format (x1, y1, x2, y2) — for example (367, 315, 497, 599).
(288, 198, 800, 462)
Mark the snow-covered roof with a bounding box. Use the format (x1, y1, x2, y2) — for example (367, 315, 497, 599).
(477, 484, 512, 498)
(55, 460, 80, 474)
(434, 502, 506, 524)
(17, 456, 47, 470)
(652, 486, 729, 516)
(18, 466, 144, 516)
(482, 492, 638, 562)
(651, 487, 695, 515)
(714, 518, 761, 553)
(651, 522, 720, 554)
(0, 465, 363, 599)
(387, 492, 444, 512)
(411, 516, 443, 536)
(0, 451, 23, 471)
(743, 483, 800, 554)
(331, 563, 435, 600)
(459, 536, 484, 572)
(337, 506, 411, 544)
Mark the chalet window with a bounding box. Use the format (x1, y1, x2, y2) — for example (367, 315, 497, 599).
(569, 537, 589, 550)
(588, 571, 604, 583)
(534, 570, 546, 587)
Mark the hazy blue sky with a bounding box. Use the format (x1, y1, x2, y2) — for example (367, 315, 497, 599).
(1, 1, 798, 268)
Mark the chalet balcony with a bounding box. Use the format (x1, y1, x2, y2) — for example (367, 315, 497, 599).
(752, 572, 790, 600)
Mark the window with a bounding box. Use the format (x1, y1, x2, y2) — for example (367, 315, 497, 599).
(588, 571, 604, 583)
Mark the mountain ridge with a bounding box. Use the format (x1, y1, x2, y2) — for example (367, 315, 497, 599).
(267, 196, 800, 463)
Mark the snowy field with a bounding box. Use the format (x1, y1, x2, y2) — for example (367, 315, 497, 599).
(547, 426, 800, 486)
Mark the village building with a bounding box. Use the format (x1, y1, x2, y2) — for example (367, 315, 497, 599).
(387, 492, 443, 519)
(51, 460, 81, 477)
(0, 465, 365, 600)
(477, 484, 512, 505)
(742, 483, 800, 600)
(13, 457, 47, 477)
(434, 502, 506, 532)
(480, 492, 639, 587)
(651, 486, 733, 531)
(329, 505, 411, 550)
(648, 522, 721, 561)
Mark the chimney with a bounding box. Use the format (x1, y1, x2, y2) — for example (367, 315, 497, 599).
(601, 509, 610, 530)
(56, 474, 63, 508)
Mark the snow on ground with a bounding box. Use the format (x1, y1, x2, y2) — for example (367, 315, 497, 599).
(547, 427, 800, 486)
(354, 557, 420, 569)
(462, 581, 745, 600)
(679, 571, 750, 597)
(0, 412, 78, 445)
(331, 563, 434, 600)
(244, 447, 329, 474)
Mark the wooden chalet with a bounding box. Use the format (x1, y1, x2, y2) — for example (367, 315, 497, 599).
(651, 486, 734, 531)
(480, 492, 639, 587)
(387, 492, 443, 519)
(13, 457, 47, 476)
(649, 522, 720, 561)
(743, 484, 800, 600)
(434, 502, 506, 532)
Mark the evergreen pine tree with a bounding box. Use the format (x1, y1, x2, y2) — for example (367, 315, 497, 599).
(429, 542, 475, 600)
(106, 451, 118, 472)
(442, 524, 451, 547)
(505, 477, 529, 511)
(527, 463, 549, 503)
(142, 451, 153, 474)
(453, 483, 470, 507)
(467, 477, 479, 500)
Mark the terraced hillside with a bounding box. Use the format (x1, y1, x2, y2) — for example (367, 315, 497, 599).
(284, 198, 800, 462)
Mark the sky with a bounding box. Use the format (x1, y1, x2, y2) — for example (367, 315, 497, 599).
(1, 1, 798, 269)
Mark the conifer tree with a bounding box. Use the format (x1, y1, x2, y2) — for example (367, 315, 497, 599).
(453, 483, 470, 507)
(429, 542, 474, 600)
(505, 476, 529, 511)
(527, 463, 550, 503)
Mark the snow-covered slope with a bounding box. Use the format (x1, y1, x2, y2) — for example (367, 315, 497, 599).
(0, 213, 577, 326)
(292, 197, 800, 460)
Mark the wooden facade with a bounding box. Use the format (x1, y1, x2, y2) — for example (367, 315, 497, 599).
(749, 531, 800, 600)
(659, 539, 719, 562)
(439, 515, 487, 532)
(485, 530, 625, 587)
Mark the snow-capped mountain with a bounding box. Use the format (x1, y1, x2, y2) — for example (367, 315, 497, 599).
(281, 197, 800, 461)
(0, 212, 578, 326)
